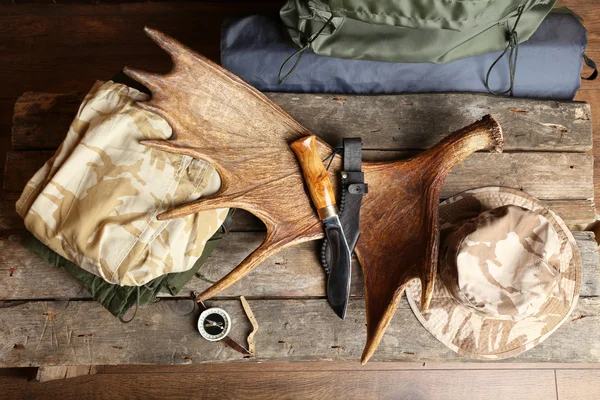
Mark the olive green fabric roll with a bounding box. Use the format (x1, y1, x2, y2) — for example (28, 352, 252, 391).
(280, 0, 557, 63)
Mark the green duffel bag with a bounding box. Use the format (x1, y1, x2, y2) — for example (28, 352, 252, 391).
(280, 0, 557, 66)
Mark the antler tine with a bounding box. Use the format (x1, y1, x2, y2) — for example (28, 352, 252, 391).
(122, 67, 164, 94)
(143, 26, 193, 65)
(156, 194, 246, 221)
(360, 284, 409, 365)
(419, 240, 437, 311)
(145, 26, 284, 94)
(419, 275, 435, 311)
(141, 139, 206, 159)
(123, 28, 199, 94)
(140, 138, 228, 199)
(196, 232, 293, 301)
(133, 102, 192, 141)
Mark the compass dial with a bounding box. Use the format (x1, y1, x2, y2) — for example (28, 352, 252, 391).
(198, 307, 231, 341)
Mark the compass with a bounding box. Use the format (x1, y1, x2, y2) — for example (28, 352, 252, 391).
(197, 307, 231, 341)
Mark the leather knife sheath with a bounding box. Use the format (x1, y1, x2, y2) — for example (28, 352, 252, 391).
(322, 138, 368, 272)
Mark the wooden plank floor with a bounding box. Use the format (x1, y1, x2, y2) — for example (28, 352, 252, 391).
(0, 0, 599, 398)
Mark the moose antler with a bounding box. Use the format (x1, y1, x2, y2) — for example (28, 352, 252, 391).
(124, 28, 327, 299)
(356, 119, 502, 363)
(124, 27, 503, 364)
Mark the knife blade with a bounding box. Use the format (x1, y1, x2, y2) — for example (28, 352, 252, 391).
(291, 135, 353, 319)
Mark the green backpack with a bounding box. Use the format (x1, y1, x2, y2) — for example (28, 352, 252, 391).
(279, 0, 559, 91)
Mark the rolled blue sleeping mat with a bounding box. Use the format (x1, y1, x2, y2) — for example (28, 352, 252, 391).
(221, 14, 588, 99)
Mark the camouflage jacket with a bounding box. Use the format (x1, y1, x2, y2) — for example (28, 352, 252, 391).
(16, 81, 228, 286)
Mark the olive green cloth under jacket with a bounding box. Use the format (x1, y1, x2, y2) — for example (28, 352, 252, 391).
(21, 223, 228, 319)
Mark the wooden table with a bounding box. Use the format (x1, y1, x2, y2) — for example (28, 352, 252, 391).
(1, 92, 599, 377)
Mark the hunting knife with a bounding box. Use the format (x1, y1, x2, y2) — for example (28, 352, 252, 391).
(291, 135, 352, 319)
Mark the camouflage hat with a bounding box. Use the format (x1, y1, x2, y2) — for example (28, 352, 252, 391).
(406, 187, 581, 360)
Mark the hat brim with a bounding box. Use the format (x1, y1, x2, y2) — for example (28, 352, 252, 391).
(405, 187, 582, 360)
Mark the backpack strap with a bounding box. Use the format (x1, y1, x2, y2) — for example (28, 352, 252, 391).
(484, 5, 525, 97)
(583, 54, 598, 81)
(551, 8, 597, 81)
(278, 15, 334, 84)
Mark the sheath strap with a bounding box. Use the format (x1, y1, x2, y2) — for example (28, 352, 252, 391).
(343, 138, 362, 172)
(320, 137, 367, 274)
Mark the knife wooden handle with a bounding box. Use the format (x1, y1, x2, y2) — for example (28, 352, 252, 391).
(291, 135, 337, 218)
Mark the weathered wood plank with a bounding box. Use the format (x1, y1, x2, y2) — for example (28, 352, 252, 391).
(0, 232, 597, 300)
(34, 365, 100, 383)
(544, 200, 596, 226)
(0, 98, 14, 191)
(574, 89, 600, 212)
(102, 361, 600, 373)
(11, 92, 592, 152)
(0, 195, 20, 230)
(1, 297, 599, 367)
(447, 152, 593, 200)
(578, 231, 600, 297)
(2, 151, 49, 196)
(0, 369, 559, 400)
(556, 370, 600, 400)
(3, 150, 594, 202)
(269, 93, 593, 152)
(0, 196, 595, 230)
(11, 93, 85, 151)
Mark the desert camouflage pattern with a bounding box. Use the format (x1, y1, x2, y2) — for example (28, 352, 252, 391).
(16, 81, 228, 286)
(406, 187, 581, 360)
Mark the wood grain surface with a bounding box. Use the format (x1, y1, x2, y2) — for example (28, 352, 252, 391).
(101, 361, 600, 373)
(3, 150, 594, 201)
(11, 92, 593, 152)
(556, 369, 600, 400)
(0, 369, 559, 400)
(291, 135, 338, 212)
(1, 297, 599, 367)
(1, 198, 596, 230)
(1, 0, 599, 382)
(35, 365, 100, 383)
(121, 29, 507, 364)
(1, 231, 597, 301)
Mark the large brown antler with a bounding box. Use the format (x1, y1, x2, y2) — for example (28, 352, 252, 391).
(124, 28, 327, 299)
(124, 27, 503, 364)
(356, 118, 502, 363)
